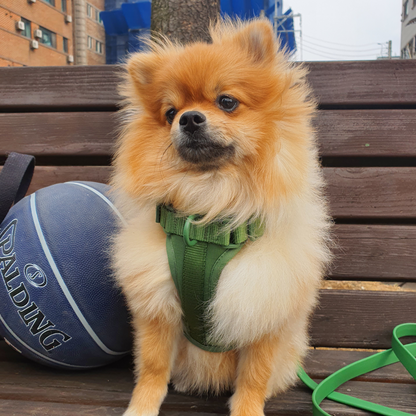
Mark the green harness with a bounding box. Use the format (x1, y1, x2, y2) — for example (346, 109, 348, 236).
(156, 205, 264, 352)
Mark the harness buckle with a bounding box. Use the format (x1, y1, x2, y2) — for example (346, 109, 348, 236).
(183, 215, 198, 246)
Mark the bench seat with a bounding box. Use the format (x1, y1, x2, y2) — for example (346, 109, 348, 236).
(0, 60, 415, 415)
(1, 340, 415, 415)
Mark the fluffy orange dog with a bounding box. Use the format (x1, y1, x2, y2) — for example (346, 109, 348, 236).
(112, 18, 331, 416)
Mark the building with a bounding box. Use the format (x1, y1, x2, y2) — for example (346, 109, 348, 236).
(401, 0, 416, 58)
(101, 0, 148, 65)
(0, 0, 74, 66)
(101, 0, 296, 64)
(73, 0, 106, 65)
(0, 0, 106, 67)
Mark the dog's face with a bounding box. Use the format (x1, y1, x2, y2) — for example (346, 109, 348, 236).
(115, 20, 314, 221)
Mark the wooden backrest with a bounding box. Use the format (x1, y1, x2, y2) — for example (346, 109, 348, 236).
(1, 61, 415, 349)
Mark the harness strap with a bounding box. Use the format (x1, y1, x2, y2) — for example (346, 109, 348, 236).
(157, 205, 264, 352)
(157, 205, 265, 246)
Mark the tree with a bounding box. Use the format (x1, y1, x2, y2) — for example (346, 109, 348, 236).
(151, 0, 220, 44)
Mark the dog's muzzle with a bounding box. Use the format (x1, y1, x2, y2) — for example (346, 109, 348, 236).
(176, 111, 235, 167)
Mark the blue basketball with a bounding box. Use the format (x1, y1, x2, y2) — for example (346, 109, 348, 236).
(0, 181, 132, 369)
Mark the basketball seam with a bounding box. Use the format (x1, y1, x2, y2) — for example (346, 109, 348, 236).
(65, 182, 127, 226)
(30, 193, 128, 356)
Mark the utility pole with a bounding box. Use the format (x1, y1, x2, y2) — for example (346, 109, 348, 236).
(388, 40, 392, 58)
(273, 0, 302, 60)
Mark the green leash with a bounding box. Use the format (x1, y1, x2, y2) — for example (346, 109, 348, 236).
(298, 323, 416, 416)
(156, 205, 264, 352)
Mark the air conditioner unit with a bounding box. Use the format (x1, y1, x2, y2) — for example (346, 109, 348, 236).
(30, 40, 39, 49)
(28, 0, 36, 3)
(16, 21, 25, 31)
(67, 55, 74, 63)
(65, 15, 72, 23)
(34, 29, 42, 38)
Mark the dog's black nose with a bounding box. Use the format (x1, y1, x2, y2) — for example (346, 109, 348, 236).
(179, 111, 206, 134)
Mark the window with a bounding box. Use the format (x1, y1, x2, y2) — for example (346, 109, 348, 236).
(42, 0, 56, 6)
(409, 38, 415, 57)
(87, 36, 92, 49)
(87, 4, 92, 18)
(61, 0, 67, 13)
(404, 0, 409, 19)
(63, 37, 68, 53)
(402, 44, 411, 59)
(21, 18, 31, 38)
(95, 9, 100, 21)
(39, 26, 56, 48)
(95, 40, 103, 54)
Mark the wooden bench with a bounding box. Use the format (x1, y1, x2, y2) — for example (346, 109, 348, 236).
(0, 60, 415, 415)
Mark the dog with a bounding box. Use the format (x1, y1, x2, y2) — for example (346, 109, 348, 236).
(111, 18, 331, 416)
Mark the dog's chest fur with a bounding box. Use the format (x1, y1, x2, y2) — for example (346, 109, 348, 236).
(112, 188, 326, 394)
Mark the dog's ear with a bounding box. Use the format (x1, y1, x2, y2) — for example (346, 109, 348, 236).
(127, 52, 163, 88)
(232, 20, 276, 65)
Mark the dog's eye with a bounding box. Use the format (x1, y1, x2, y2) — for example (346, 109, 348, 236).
(165, 108, 177, 124)
(217, 95, 239, 112)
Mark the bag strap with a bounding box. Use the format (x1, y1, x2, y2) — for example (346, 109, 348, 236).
(0, 153, 35, 224)
(298, 323, 416, 416)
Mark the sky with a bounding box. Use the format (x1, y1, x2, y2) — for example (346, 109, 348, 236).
(282, 0, 402, 61)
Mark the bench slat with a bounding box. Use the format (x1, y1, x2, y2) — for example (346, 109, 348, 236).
(316, 109, 416, 157)
(324, 167, 416, 218)
(0, 363, 414, 416)
(2, 109, 416, 159)
(307, 60, 416, 107)
(0, 343, 415, 415)
(0, 289, 413, 349)
(0, 400, 128, 416)
(0, 66, 119, 111)
(0, 112, 117, 158)
(311, 290, 416, 348)
(0, 384, 414, 416)
(1, 61, 416, 111)
(1, 341, 413, 386)
(305, 349, 415, 384)
(4, 167, 416, 279)
(3, 212, 412, 282)
(1, 384, 414, 416)
(332, 224, 416, 281)
(6, 166, 415, 219)
(23, 166, 111, 194)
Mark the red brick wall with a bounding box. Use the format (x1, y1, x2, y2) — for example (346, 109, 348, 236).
(0, 0, 74, 66)
(86, 0, 106, 65)
(0, 56, 23, 67)
(88, 0, 104, 9)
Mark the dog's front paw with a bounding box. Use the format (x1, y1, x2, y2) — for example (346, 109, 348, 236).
(229, 395, 265, 416)
(123, 408, 158, 416)
(230, 411, 265, 416)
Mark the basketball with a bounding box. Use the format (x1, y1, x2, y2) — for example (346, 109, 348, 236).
(0, 181, 132, 369)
